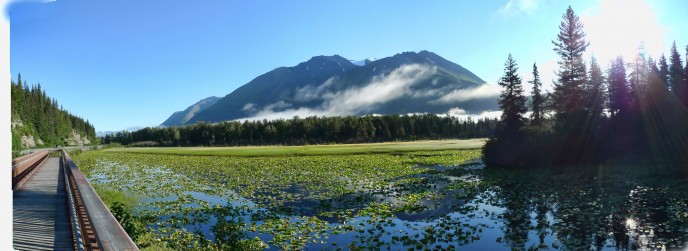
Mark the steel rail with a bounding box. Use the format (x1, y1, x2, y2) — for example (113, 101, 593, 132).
(62, 152, 86, 251)
(62, 150, 139, 251)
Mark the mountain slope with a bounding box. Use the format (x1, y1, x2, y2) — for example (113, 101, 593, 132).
(160, 96, 220, 127)
(185, 50, 498, 124)
(189, 55, 358, 123)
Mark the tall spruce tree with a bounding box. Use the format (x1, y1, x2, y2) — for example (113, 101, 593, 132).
(482, 55, 529, 168)
(628, 53, 649, 114)
(658, 54, 670, 88)
(587, 57, 606, 120)
(646, 56, 669, 96)
(497, 54, 527, 137)
(551, 6, 589, 121)
(668, 41, 684, 95)
(684, 45, 688, 106)
(608, 57, 631, 118)
(529, 63, 544, 126)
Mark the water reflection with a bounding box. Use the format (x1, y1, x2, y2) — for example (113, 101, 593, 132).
(482, 165, 688, 250)
(90, 159, 688, 250)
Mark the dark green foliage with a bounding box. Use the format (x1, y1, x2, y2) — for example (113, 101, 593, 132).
(683, 46, 688, 107)
(482, 55, 531, 168)
(549, 6, 599, 163)
(529, 63, 544, 126)
(668, 42, 684, 96)
(551, 6, 589, 121)
(103, 114, 498, 147)
(658, 54, 670, 90)
(10, 74, 96, 150)
(586, 57, 605, 121)
(608, 57, 631, 117)
(483, 6, 688, 167)
(110, 202, 140, 239)
(548, 6, 597, 164)
(496, 54, 527, 137)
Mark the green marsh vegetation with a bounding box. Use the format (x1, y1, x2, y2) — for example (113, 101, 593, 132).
(105, 139, 486, 157)
(74, 143, 490, 250)
(74, 142, 688, 250)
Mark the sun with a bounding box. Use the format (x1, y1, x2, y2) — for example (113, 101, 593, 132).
(581, 0, 665, 65)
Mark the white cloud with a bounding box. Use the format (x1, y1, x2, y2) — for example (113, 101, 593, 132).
(241, 107, 324, 121)
(242, 103, 256, 112)
(446, 107, 467, 116)
(432, 82, 501, 104)
(499, 0, 541, 16)
(321, 64, 437, 115)
(238, 64, 438, 121)
(262, 100, 292, 111)
(441, 107, 503, 121)
(293, 76, 337, 102)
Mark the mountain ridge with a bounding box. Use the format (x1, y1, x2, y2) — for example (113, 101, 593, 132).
(160, 96, 221, 127)
(164, 50, 498, 125)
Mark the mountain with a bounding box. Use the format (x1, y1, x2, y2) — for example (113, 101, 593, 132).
(180, 50, 498, 125)
(189, 55, 359, 123)
(350, 58, 377, 66)
(160, 96, 220, 127)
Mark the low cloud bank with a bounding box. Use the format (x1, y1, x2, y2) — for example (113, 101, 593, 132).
(432, 83, 501, 104)
(443, 107, 502, 121)
(238, 64, 501, 121)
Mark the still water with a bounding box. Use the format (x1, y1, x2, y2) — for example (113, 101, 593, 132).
(93, 160, 688, 250)
(302, 164, 688, 250)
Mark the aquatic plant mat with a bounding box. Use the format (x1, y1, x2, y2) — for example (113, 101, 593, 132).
(74, 144, 688, 250)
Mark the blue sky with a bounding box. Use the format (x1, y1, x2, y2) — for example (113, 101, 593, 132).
(8, 0, 688, 132)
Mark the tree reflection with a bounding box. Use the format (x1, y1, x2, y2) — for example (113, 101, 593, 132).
(484, 166, 688, 250)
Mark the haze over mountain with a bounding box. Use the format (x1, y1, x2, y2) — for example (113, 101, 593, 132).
(160, 96, 220, 127)
(163, 50, 500, 126)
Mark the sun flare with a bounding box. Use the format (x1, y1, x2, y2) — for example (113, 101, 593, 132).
(583, 0, 665, 64)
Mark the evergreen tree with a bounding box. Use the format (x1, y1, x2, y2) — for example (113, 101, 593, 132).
(529, 63, 544, 126)
(684, 45, 688, 106)
(587, 57, 606, 120)
(551, 6, 589, 120)
(645, 56, 670, 97)
(11, 74, 97, 149)
(628, 53, 649, 114)
(668, 41, 684, 95)
(608, 57, 631, 118)
(482, 55, 529, 168)
(658, 54, 670, 88)
(497, 54, 527, 137)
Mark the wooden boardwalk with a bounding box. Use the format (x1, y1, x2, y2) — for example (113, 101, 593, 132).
(13, 157, 74, 251)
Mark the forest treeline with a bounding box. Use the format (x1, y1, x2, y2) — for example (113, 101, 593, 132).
(11, 74, 97, 154)
(484, 6, 688, 167)
(101, 114, 498, 147)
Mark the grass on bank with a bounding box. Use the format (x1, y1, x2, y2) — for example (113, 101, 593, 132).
(104, 139, 487, 157)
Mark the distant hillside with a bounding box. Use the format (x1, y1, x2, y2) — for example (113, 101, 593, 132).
(160, 96, 220, 127)
(168, 50, 497, 125)
(188, 54, 359, 124)
(11, 74, 96, 153)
